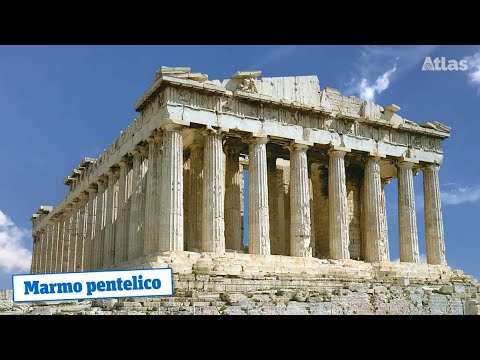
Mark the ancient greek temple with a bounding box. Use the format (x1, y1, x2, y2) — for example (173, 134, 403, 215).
(30, 66, 450, 275)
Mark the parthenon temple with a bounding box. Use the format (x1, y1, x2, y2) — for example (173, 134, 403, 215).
(30, 66, 451, 276)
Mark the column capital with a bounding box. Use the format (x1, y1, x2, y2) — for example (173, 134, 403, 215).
(328, 148, 347, 158)
(243, 135, 269, 145)
(397, 160, 414, 169)
(423, 163, 441, 172)
(224, 137, 243, 154)
(131, 145, 147, 157)
(161, 123, 184, 132)
(118, 156, 130, 167)
(86, 184, 98, 194)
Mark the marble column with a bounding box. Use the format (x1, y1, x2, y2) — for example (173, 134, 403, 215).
(31, 235, 37, 273)
(93, 178, 107, 270)
(247, 136, 270, 255)
(289, 143, 312, 257)
(62, 207, 73, 272)
(44, 223, 52, 272)
(188, 138, 204, 251)
(363, 156, 389, 262)
(115, 158, 130, 265)
(57, 216, 67, 272)
(104, 169, 118, 268)
(202, 129, 226, 253)
(128, 148, 147, 260)
(328, 149, 350, 260)
(53, 219, 61, 272)
(277, 164, 291, 256)
(144, 135, 161, 255)
(183, 153, 191, 250)
(224, 138, 243, 251)
(159, 125, 184, 251)
(84, 186, 97, 271)
(398, 161, 419, 263)
(311, 163, 329, 258)
(380, 179, 390, 261)
(267, 153, 281, 255)
(68, 205, 79, 272)
(423, 164, 447, 265)
(38, 230, 44, 273)
(75, 195, 88, 272)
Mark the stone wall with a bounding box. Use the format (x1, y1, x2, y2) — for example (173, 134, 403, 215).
(1, 273, 479, 315)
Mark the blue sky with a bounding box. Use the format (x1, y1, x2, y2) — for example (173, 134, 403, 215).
(0, 45, 479, 289)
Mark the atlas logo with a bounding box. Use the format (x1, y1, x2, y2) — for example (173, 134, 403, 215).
(422, 57, 468, 71)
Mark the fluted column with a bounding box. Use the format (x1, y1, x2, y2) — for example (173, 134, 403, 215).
(267, 153, 281, 255)
(144, 135, 161, 255)
(74, 194, 88, 272)
(159, 124, 184, 251)
(62, 206, 73, 272)
(44, 223, 52, 272)
(311, 163, 329, 257)
(398, 161, 419, 263)
(57, 216, 66, 272)
(202, 129, 226, 253)
(289, 143, 312, 257)
(115, 158, 130, 264)
(128, 148, 146, 260)
(188, 139, 204, 251)
(84, 186, 97, 271)
(277, 164, 291, 256)
(423, 164, 447, 265)
(363, 156, 389, 262)
(68, 205, 79, 272)
(224, 138, 243, 251)
(53, 219, 61, 272)
(328, 149, 350, 260)
(247, 136, 270, 255)
(31, 235, 37, 273)
(183, 153, 191, 250)
(380, 179, 390, 261)
(93, 178, 106, 270)
(103, 169, 118, 268)
(38, 230, 44, 273)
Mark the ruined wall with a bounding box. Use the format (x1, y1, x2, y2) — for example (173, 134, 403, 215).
(346, 179, 362, 260)
(1, 274, 479, 315)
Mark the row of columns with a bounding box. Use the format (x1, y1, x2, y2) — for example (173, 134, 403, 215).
(31, 127, 447, 274)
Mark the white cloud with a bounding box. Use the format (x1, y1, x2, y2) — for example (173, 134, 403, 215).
(0, 210, 31, 272)
(465, 51, 480, 90)
(416, 185, 480, 207)
(441, 186, 480, 205)
(357, 65, 397, 102)
(346, 45, 439, 102)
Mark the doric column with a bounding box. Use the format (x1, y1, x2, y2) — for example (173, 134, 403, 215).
(247, 136, 270, 255)
(267, 152, 281, 255)
(44, 222, 52, 272)
(62, 206, 73, 272)
(380, 179, 390, 261)
(57, 215, 66, 272)
(311, 163, 329, 258)
(398, 161, 419, 263)
(188, 137, 204, 251)
(144, 134, 161, 255)
(31, 235, 37, 273)
(183, 152, 191, 250)
(74, 194, 88, 272)
(277, 163, 291, 255)
(128, 147, 147, 260)
(53, 218, 61, 272)
(159, 124, 184, 251)
(202, 128, 226, 253)
(93, 177, 107, 270)
(68, 205, 79, 272)
(84, 185, 97, 271)
(38, 230, 44, 273)
(115, 158, 130, 265)
(103, 169, 118, 268)
(289, 143, 312, 257)
(328, 149, 350, 260)
(423, 164, 447, 265)
(363, 156, 389, 262)
(224, 138, 243, 251)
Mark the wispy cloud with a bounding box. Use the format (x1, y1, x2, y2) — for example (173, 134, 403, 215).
(416, 184, 480, 207)
(0, 210, 31, 272)
(250, 46, 297, 69)
(345, 45, 439, 102)
(465, 51, 480, 91)
(357, 65, 397, 102)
